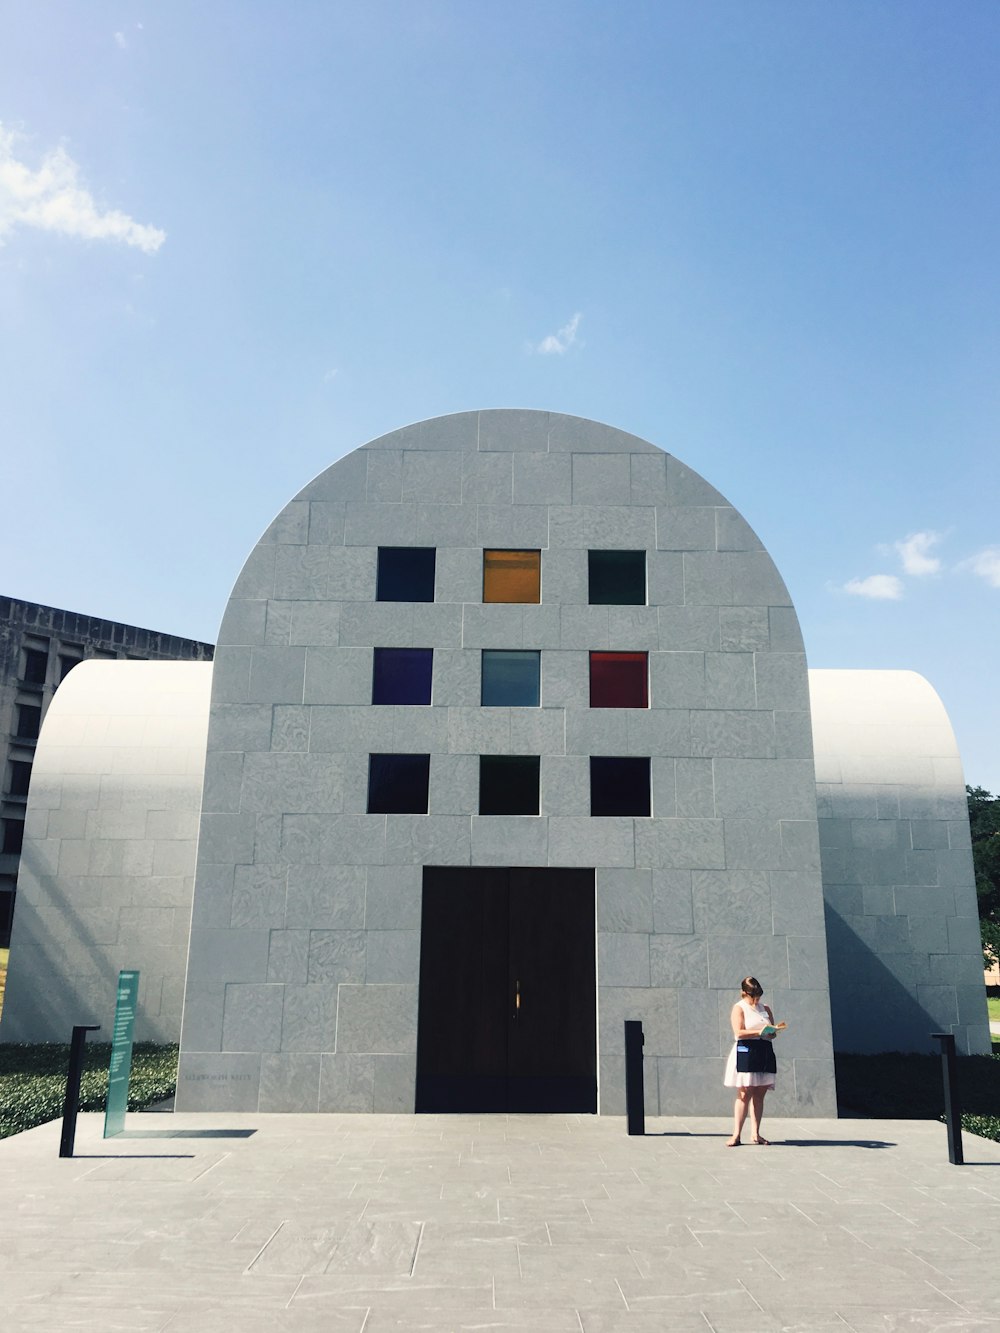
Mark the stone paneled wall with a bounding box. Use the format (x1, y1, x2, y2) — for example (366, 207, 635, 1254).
(0, 660, 211, 1042)
(178, 411, 836, 1115)
(811, 669, 989, 1055)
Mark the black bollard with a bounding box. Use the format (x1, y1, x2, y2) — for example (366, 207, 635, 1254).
(624, 1020, 645, 1136)
(59, 1024, 101, 1159)
(931, 1032, 964, 1166)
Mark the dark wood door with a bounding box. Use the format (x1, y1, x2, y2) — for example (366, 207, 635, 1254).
(416, 867, 596, 1113)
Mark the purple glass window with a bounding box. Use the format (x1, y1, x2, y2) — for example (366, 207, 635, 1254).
(372, 648, 433, 705)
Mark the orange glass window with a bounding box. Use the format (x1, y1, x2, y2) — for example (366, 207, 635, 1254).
(483, 550, 541, 603)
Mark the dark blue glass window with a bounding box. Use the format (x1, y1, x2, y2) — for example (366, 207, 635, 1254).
(372, 648, 433, 705)
(588, 550, 646, 605)
(590, 757, 650, 817)
(377, 547, 436, 602)
(479, 756, 540, 815)
(481, 650, 540, 706)
(368, 754, 430, 814)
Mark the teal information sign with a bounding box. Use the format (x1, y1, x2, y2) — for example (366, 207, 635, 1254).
(103, 969, 139, 1138)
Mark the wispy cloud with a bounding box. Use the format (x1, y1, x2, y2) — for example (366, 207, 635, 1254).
(0, 124, 165, 253)
(959, 547, 1000, 589)
(894, 530, 942, 576)
(532, 312, 582, 355)
(843, 574, 905, 601)
(114, 31, 127, 49)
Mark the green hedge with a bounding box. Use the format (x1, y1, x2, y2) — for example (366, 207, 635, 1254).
(835, 1051, 1000, 1144)
(0, 1042, 178, 1140)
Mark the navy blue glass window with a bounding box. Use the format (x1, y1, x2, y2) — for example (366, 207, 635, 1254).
(590, 757, 650, 817)
(377, 547, 436, 602)
(372, 648, 433, 705)
(481, 650, 540, 706)
(368, 754, 430, 814)
(479, 756, 540, 815)
(588, 550, 646, 605)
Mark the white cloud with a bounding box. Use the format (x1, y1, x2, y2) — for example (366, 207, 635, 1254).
(960, 546, 1000, 589)
(0, 125, 165, 253)
(843, 574, 905, 601)
(533, 312, 582, 355)
(323, 368, 339, 382)
(114, 31, 127, 49)
(894, 530, 942, 576)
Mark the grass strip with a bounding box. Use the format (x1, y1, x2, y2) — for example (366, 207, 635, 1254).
(835, 1050, 1000, 1144)
(0, 1042, 178, 1140)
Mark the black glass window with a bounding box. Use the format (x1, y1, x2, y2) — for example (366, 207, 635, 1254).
(372, 648, 433, 705)
(2, 820, 24, 855)
(590, 757, 650, 817)
(377, 547, 436, 602)
(368, 754, 430, 814)
(481, 651, 540, 706)
(588, 550, 646, 605)
(15, 705, 41, 740)
(8, 761, 31, 798)
(479, 756, 540, 815)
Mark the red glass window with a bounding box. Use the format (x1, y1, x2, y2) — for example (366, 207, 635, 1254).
(589, 652, 648, 708)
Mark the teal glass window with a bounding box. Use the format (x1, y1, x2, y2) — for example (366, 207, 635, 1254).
(481, 650, 540, 706)
(588, 550, 646, 605)
(479, 756, 540, 815)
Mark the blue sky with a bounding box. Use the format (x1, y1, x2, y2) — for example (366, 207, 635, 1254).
(1, 3, 999, 788)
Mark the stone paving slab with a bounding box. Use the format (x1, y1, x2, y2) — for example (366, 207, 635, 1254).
(1, 1110, 999, 1330)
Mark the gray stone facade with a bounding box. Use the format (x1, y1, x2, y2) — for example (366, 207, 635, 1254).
(176, 410, 836, 1116)
(811, 669, 990, 1056)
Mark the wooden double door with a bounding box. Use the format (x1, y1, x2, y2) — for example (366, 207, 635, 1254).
(416, 867, 597, 1113)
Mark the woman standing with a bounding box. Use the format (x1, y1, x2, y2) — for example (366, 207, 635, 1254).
(724, 976, 778, 1146)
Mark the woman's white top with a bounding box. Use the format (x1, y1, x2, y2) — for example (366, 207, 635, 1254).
(722, 998, 777, 1089)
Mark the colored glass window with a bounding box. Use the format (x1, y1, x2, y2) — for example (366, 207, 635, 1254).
(372, 648, 433, 705)
(377, 547, 436, 602)
(481, 650, 540, 707)
(479, 756, 540, 815)
(368, 754, 430, 814)
(590, 652, 648, 708)
(590, 757, 650, 817)
(483, 549, 541, 603)
(589, 550, 646, 605)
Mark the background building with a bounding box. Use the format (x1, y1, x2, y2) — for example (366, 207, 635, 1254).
(0, 597, 213, 946)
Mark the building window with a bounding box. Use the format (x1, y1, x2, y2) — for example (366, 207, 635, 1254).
(20, 647, 48, 686)
(367, 754, 430, 814)
(15, 705, 41, 741)
(590, 652, 648, 708)
(481, 650, 540, 707)
(2, 820, 24, 855)
(590, 757, 650, 817)
(7, 761, 31, 798)
(376, 547, 436, 602)
(483, 550, 541, 603)
(589, 550, 646, 605)
(59, 654, 82, 681)
(479, 756, 540, 815)
(372, 648, 433, 705)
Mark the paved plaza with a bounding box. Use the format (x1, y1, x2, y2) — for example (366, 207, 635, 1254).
(2, 1109, 999, 1331)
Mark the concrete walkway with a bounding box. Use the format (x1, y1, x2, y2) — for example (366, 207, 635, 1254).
(2, 1110, 1000, 1331)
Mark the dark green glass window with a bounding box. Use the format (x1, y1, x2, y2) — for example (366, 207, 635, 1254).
(588, 550, 646, 605)
(479, 756, 540, 815)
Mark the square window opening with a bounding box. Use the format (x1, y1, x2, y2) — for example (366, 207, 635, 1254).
(590, 652, 648, 708)
(481, 650, 540, 707)
(368, 753, 430, 814)
(483, 550, 541, 603)
(589, 550, 646, 606)
(590, 757, 650, 817)
(377, 547, 436, 602)
(21, 648, 48, 686)
(2, 820, 25, 855)
(372, 648, 433, 705)
(479, 755, 540, 816)
(15, 705, 41, 741)
(7, 760, 31, 798)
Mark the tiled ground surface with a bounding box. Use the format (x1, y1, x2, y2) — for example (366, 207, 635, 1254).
(2, 1110, 999, 1331)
